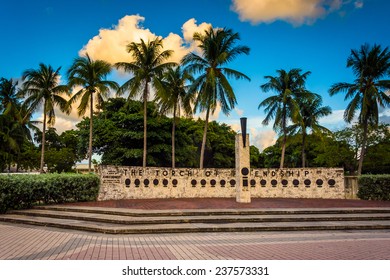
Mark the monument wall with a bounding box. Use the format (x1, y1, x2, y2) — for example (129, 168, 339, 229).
(97, 165, 345, 201)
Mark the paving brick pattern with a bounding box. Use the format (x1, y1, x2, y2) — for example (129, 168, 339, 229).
(1, 223, 389, 260)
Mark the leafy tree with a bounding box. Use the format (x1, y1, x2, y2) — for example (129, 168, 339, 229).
(363, 131, 390, 174)
(259, 68, 311, 168)
(154, 66, 193, 168)
(75, 98, 236, 168)
(310, 133, 356, 173)
(182, 26, 250, 169)
(21, 63, 69, 173)
(115, 38, 175, 168)
(288, 95, 331, 167)
(250, 145, 263, 168)
(329, 43, 390, 175)
(67, 54, 119, 172)
(0, 78, 20, 116)
(34, 128, 81, 173)
(334, 123, 390, 173)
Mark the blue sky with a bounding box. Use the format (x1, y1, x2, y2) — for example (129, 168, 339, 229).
(1, 0, 390, 150)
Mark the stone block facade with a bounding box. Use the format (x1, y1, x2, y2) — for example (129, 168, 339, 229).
(97, 165, 345, 201)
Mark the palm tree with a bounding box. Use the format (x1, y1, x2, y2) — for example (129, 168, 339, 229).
(67, 54, 119, 172)
(329, 43, 390, 175)
(154, 66, 193, 168)
(181, 27, 250, 169)
(21, 63, 69, 173)
(259, 69, 311, 168)
(115, 37, 175, 168)
(0, 78, 20, 116)
(288, 95, 332, 167)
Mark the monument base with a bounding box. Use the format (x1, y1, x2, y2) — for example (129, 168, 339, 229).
(236, 190, 251, 203)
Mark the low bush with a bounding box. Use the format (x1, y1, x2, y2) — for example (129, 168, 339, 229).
(0, 173, 100, 213)
(357, 174, 390, 200)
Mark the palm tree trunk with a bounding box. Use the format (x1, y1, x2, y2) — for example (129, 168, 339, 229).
(280, 133, 286, 169)
(357, 122, 368, 175)
(200, 106, 210, 169)
(172, 106, 176, 169)
(88, 93, 93, 173)
(142, 84, 149, 168)
(40, 109, 46, 173)
(301, 130, 306, 168)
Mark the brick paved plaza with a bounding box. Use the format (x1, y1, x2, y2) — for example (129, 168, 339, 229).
(1, 222, 389, 260)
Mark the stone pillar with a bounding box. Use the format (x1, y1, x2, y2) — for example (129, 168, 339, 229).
(235, 118, 251, 203)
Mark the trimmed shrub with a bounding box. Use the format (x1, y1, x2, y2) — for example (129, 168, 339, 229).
(0, 173, 100, 213)
(357, 175, 390, 201)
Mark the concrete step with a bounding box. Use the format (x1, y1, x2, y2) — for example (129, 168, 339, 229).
(1, 214, 390, 234)
(1, 206, 390, 234)
(33, 205, 390, 216)
(5, 209, 390, 225)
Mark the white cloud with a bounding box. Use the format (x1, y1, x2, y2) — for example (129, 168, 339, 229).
(235, 107, 244, 116)
(354, 0, 364, 9)
(79, 15, 211, 64)
(250, 127, 277, 151)
(231, 0, 343, 26)
(224, 116, 277, 151)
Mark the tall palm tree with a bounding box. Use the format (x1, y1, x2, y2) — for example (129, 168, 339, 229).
(67, 54, 119, 172)
(115, 37, 175, 168)
(288, 95, 332, 167)
(0, 78, 20, 116)
(21, 63, 69, 173)
(259, 69, 311, 168)
(181, 27, 250, 169)
(154, 66, 193, 168)
(329, 43, 390, 175)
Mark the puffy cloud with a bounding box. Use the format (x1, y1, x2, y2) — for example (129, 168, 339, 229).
(79, 15, 211, 64)
(231, 0, 344, 26)
(251, 128, 277, 151)
(225, 116, 277, 151)
(354, 1, 364, 9)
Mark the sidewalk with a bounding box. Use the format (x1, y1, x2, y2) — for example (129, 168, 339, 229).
(1, 222, 389, 260)
(1, 198, 390, 260)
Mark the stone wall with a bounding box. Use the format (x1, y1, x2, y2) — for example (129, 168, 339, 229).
(97, 165, 345, 201)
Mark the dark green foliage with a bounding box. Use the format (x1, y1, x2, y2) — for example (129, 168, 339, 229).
(0, 173, 100, 213)
(76, 98, 236, 168)
(34, 128, 81, 173)
(358, 175, 390, 200)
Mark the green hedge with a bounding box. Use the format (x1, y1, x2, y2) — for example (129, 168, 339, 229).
(0, 173, 100, 213)
(357, 174, 390, 201)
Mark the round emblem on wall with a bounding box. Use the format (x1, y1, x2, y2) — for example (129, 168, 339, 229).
(125, 178, 131, 187)
(241, 167, 249, 176)
(260, 179, 267, 186)
(293, 179, 299, 186)
(328, 179, 336, 186)
(153, 179, 159, 186)
(220, 180, 226, 186)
